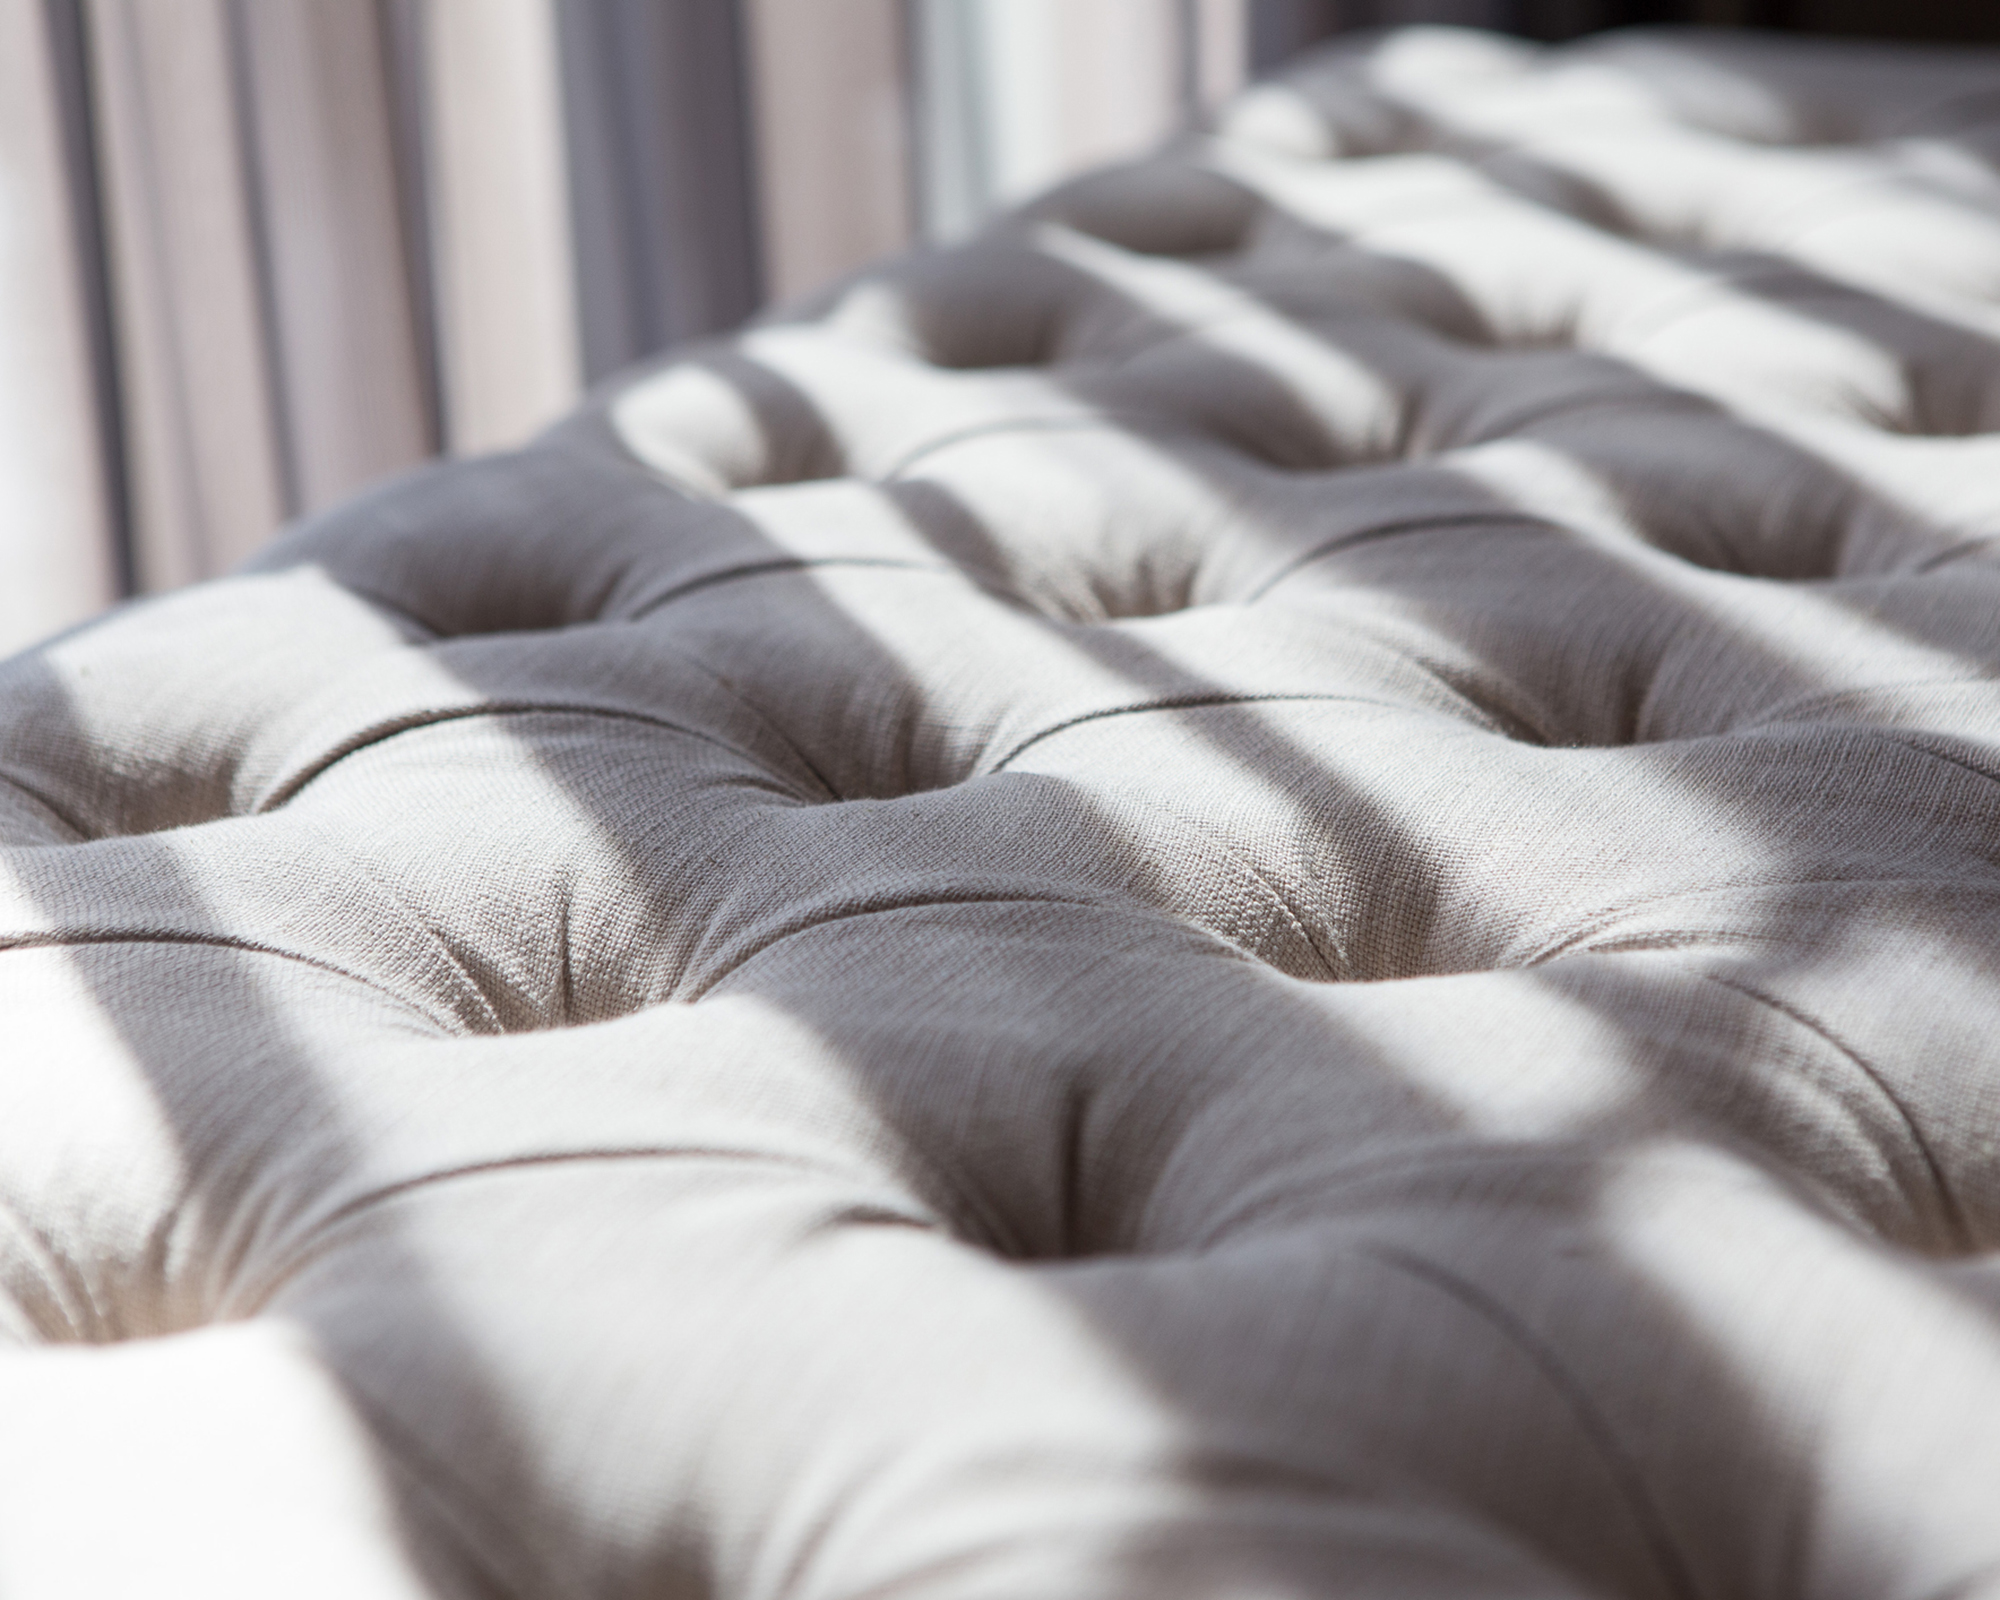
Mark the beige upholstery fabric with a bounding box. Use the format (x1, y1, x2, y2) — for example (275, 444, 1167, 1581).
(7, 24, 2000, 1597)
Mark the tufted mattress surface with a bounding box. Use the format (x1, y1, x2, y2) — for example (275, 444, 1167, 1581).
(10, 23, 2000, 1597)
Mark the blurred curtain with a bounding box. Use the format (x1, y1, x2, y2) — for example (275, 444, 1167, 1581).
(5, 0, 1981, 655)
(0, 0, 120, 644)
(909, 0, 1246, 243)
(746, 0, 914, 303)
(82, 0, 432, 589)
(555, 0, 762, 381)
(0, 0, 1247, 656)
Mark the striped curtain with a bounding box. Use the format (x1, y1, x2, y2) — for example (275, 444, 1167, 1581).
(1, 0, 1257, 654)
(1, 0, 1986, 656)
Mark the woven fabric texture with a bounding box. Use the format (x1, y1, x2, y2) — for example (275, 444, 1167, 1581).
(7, 23, 2000, 1598)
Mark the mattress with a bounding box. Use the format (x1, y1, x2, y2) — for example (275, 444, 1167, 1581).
(6, 22, 2000, 1598)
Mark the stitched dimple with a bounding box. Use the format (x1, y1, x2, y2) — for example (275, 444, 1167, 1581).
(882, 414, 1169, 482)
(0, 1188, 97, 1343)
(685, 889, 1140, 1004)
(0, 931, 481, 1036)
(0, 773, 91, 845)
(620, 558, 956, 620)
(254, 703, 796, 814)
(1692, 967, 1971, 1253)
(986, 692, 1426, 773)
(1364, 1242, 1704, 1600)
(253, 1148, 945, 1297)
(1190, 825, 1346, 981)
(1241, 510, 1575, 601)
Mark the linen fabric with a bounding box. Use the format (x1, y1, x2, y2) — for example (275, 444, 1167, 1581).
(6, 23, 2000, 1598)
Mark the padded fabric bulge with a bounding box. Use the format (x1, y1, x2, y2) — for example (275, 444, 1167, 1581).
(8, 23, 2000, 1599)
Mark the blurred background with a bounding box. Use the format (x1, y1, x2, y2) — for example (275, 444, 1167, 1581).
(0, 0, 1992, 653)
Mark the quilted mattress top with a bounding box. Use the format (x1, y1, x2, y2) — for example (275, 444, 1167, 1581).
(7, 23, 2000, 1599)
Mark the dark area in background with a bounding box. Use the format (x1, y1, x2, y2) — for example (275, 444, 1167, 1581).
(556, 0, 765, 383)
(1760, 0, 2000, 40)
(1250, 0, 2000, 64)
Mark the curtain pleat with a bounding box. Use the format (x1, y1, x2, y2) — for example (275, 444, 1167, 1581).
(909, 0, 1241, 245)
(554, 0, 763, 382)
(422, 0, 582, 453)
(744, 0, 913, 306)
(83, 0, 287, 591)
(1192, 0, 1253, 115)
(70, 0, 586, 591)
(9, 0, 1981, 654)
(0, 0, 117, 655)
(229, 0, 435, 511)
